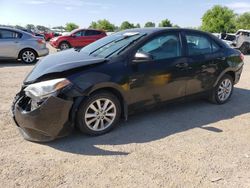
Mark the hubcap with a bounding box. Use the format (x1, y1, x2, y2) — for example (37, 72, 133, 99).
(84, 98, 116, 131)
(22, 51, 35, 63)
(60, 43, 69, 50)
(217, 78, 232, 101)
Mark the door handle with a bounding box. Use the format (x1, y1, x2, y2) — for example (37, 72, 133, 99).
(175, 62, 188, 68)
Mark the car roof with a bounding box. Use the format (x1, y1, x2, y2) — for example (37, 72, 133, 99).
(121, 27, 212, 35)
(0, 26, 24, 33)
(237, 29, 250, 33)
(73, 28, 105, 33)
(0, 26, 32, 34)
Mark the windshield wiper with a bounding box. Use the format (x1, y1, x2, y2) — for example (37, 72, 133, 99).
(105, 33, 147, 58)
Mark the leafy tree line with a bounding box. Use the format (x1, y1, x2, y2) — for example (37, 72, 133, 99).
(201, 5, 250, 33)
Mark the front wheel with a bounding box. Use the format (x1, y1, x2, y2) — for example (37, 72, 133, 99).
(76, 91, 121, 136)
(209, 75, 234, 104)
(59, 42, 70, 50)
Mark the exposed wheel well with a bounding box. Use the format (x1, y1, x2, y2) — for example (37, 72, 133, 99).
(18, 48, 38, 59)
(225, 71, 235, 82)
(89, 87, 126, 118)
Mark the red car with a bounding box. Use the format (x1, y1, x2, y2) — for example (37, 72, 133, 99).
(50, 29, 107, 50)
(43, 32, 55, 41)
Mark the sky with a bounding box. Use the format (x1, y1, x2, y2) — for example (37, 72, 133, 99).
(0, 0, 250, 28)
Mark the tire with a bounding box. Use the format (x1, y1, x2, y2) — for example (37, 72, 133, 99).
(76, 91, 121, 136)
(209, 74, 234, 104)
(20, 49, 37, 64)
(59, 42, 70, 50)
(239, 42, 250, 55)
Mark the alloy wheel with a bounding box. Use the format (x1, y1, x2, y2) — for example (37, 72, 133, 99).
(217, 78, 232, 102)
(60, 43, 69, 50)
(84, 98, 117, 131)
(22, 51, 35, 63)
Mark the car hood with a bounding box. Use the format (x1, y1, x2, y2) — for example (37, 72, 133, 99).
(24, 49, 107, 84)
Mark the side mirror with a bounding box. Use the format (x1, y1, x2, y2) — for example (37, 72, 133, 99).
(133, 52, 153, 63)
(71, 34, 76, 38)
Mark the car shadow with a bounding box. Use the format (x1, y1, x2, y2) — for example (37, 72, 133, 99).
(46, 87, 250, 156)
(0, 60, 38, 68)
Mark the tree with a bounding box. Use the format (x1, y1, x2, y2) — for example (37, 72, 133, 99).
(144, 22, 155, 27)
(236, 12, 250, 30)
(135, 23, 141, 28)
(201, 5, 236, 33)
(65, 22, 79, 32)
(52, 26, 65, 30)
(159, 19, 172, 27)
(26, 24, 35, 31)
(173, 24, 180, 28)
(88, 19, 116, 32)
(14, 25, 25, 30)
(89, 21, 98, 29)
(36, 25, 49, 32)
(120, 21, 135, 30)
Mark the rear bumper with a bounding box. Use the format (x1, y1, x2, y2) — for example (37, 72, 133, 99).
(37, 48, 49, 57)
(12, 94, 73, 142)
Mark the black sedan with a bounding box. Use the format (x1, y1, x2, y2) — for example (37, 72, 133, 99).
(12, 28, 244, 142)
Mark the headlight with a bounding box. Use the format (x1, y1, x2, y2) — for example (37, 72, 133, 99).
(24, 78, 71, 101)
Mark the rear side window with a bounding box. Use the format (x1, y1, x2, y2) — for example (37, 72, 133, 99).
(0, 29, 21, 39)
(85, 30, 102, 36)
(185, 34, 221, 56)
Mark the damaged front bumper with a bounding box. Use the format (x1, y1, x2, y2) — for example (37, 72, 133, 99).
(12, 92, 73, 142)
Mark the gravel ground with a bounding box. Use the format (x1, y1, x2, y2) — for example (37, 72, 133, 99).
(0, 46, 250, 187)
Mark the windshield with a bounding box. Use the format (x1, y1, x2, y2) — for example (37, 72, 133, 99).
(80, 31, 146, 58)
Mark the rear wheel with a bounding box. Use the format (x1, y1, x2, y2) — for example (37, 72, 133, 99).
(209, 74, 234, 104)
(59, 42, 70, 50)
(20, 49, 37, 64)
(76, 91, 121, 135)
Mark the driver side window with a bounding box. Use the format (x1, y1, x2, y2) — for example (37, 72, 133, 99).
(138, 33, 181, 60)
(74, 30, 85, 37)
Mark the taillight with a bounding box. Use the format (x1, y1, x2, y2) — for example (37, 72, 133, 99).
(37, 38, 45, 45)
(240, 53, 244, 61)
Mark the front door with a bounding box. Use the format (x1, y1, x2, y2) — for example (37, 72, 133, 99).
(127, 32, 188, 110)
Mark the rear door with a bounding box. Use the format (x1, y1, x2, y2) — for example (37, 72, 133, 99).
(0, 29, 22, 59)
(84, 30, 105, 45)
(183, 31, 223, 95)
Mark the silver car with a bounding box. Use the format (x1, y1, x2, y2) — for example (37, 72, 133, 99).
(0, 27, 49, 63)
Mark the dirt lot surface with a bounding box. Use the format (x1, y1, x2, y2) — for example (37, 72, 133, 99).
(0, 46, 250, 187)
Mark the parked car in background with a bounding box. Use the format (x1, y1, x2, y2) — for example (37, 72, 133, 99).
(49, 28, 107, 50)
(43, 31, 55, 41)
(12, 28, 244, 142)
(220, 30, 250, 54)
(0, 27, 49, 63)
(20, 29, 45, 39)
